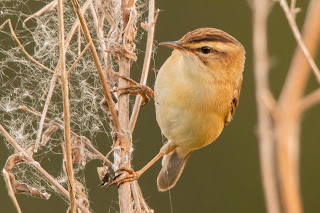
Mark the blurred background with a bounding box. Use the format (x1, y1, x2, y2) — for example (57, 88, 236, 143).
(1, 0, 320, 212)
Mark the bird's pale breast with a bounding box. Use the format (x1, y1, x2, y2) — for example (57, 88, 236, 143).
(155, 50, 232, 152)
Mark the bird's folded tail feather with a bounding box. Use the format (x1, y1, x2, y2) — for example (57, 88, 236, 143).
(157, 150, 192, 191)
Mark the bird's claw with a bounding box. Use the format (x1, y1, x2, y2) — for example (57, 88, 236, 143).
(111, 168, 141, 186)
(115, 75, 154, 106)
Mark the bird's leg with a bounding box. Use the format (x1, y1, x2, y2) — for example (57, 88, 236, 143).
(111, 142, 177, 186)
(114, 75, 154, 106)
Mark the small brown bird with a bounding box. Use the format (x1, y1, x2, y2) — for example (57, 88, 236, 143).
(112, 28, 245, 192)
(154, 28, 245, 191)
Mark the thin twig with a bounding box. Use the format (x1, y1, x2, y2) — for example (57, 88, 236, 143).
(58, 0, 77, 212)
(67, 41, 92, 76)
(78, 25, 81, 56)
(19, 105, 113, 167)
(0, 124, 90, 213)
(279, 0, 320, 83)
(34, 0, 91, 153)
(97, 4, 115, 27)
(2, 169, 22, 213)
(71, 0, 122, 133)
(23, 0, 62, 24)
(0, 19, 55, 74)
(299, 88, 320, 112)
(252, 1, 281, 213)
(34, 74, 58, 152)
(131, 182, 142, 212)
(276, 1, 320, 213)
(129, 0, 157, 133)
(90, 2, 108, 66)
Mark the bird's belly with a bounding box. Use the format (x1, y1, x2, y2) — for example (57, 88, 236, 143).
(156, 96, 225, 151)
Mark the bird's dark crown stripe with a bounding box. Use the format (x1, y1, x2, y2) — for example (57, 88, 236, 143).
(187, 35, 237, 44)
(180, 28, 239, 45)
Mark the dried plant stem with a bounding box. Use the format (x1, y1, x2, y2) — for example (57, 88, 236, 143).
(89, 3, 108, 66)
(279, 0, 320, 83)
(299, 88, 320, 112)
(0, 19, 55, 74)
(58, 0, 76, 212)
(252, 1, 280, 213)
(117, 56, 134, 212)
(19, 105, 113, 167)
(34, 74, 58, 152)
(67, 41, 92, 75)
(71, 0, 122, 133)
(129, 0, 157, 133)
(0, 124, 90, 213)
(276, 1, 320, 213)
(131, 182, 142, 212)
(34, 0, 91, 153)
(23, 0, 62, 24)
(2, 169, 22, 213)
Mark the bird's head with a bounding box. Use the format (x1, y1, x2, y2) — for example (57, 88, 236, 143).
(160, 28, 245, 76)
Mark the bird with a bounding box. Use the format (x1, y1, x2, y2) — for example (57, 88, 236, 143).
(154, 28, 245, 191)
(112, 28, 245, 192)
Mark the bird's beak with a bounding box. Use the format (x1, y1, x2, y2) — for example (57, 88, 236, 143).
(159, 41, 195, 55)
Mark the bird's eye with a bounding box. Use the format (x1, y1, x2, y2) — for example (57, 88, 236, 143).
(200, 46, 211, 54)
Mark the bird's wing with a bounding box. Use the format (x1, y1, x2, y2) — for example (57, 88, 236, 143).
(224, 77, 242, 126)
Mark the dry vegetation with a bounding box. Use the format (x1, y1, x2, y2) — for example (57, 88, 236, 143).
(0, 0, 157, 212)
(252, 0, 320, 213)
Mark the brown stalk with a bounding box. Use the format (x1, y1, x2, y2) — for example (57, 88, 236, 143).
(299, 88, 320, 112)
(276, 1, 320, 212)
(0, 19, 55, 74)
(19, 105, 113, 166)
(117, 56, 134, 212)
(279, 0, 320, 83)
(70, 0, 122, 134)
(252, 1, 280, 213)
(34, 74, 58, 152)
(0, 124, 90, 213)
(34, 0, 91, 153)
(67, 41, 92, 76)
(129, 0, 157, 133)
(23, 0, 65, 24)
(78, 25, 81, 56)
(3, 155, 23, 213)
(89, 3, 108, 66)
(57, 0, 76, 212)
(4, 154, 51, 200)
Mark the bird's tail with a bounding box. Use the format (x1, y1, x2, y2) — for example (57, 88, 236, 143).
(157, 150, 192, 191)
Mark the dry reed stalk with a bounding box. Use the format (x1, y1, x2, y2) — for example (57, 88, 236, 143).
(70, 1, 136, 211)
(279, 0, 320, 83)
(251, 1, 280, 213)
(275, 1, 320, 212)
(252, 0, 320, 212)
(1, 0, 157, 211)
(0, 20, 55, 74)
(70, 0, 122, 134)
(34, 0, 92, 153)
(19, 105, 113, 166)
(57, 0, 77, 212)
(129, 0, 158, 133)
(0, 124, 90, 213)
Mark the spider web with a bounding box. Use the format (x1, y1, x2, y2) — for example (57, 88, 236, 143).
(0, 0, 149, 211)
(0, 0, 111, 207)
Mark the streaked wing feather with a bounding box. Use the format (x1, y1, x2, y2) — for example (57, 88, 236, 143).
(225, 78, 242, 126)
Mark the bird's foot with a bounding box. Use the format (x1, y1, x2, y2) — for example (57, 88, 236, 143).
(114, 75, 154, 106)
(111, 168, 142, 186)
